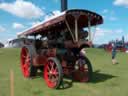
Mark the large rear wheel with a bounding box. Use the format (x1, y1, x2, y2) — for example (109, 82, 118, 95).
(21, 46, 37, 78)
(44, 57, 63, 89)
(73, 56, 93, 82)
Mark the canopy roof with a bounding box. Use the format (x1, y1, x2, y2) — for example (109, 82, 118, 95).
(18, 9, 103, 37)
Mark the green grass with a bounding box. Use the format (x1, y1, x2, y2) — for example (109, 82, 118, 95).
(0, 48, 128, 96)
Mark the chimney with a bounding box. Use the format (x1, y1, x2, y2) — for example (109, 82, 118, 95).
(61, 0, 68, 12)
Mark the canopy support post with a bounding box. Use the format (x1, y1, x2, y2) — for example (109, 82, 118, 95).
(75, 19, 78, 42)
(65, 20, 75, 42)
(88, 19, 91, 42)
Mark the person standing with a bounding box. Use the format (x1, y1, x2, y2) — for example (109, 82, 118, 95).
(111, 41, 118, 64)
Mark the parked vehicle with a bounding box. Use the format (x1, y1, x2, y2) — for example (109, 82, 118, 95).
(0, 42, 4, 48)
(104, 41, 128, 52)
(18, 9, 103, 89)
(4, 38, 34, 48)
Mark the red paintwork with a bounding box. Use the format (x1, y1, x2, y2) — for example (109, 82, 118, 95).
(104, 43, 112, 52)
(33, 55, 47, 66)
(33, 48, 57, 66)
(21, 47, 30, 77)
(105, 42, 127, 52)
(73, 65, 89, 82)
(44, 59, 59, 88)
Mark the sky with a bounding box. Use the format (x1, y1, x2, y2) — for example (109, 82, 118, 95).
(0, 0, 128, 44)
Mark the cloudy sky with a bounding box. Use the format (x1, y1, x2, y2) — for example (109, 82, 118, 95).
(0, 0, 128, 44)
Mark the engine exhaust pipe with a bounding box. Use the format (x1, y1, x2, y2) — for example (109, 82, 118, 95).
(61, 0, 68, 12)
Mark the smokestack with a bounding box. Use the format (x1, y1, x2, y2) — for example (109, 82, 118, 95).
(61, 0, 68, 12)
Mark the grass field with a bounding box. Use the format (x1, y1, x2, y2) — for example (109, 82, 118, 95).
(0, 48, 128, 96)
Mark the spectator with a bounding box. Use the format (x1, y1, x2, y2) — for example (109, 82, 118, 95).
(111, 41, 118, 64)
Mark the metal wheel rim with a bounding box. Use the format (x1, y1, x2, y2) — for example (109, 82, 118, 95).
(44, 60, 59, 88)
(21, 47, 30, 77)
(74, 57, 89, 82)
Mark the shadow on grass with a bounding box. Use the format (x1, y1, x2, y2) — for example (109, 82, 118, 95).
(31, 71, 73, 90)
(30, 70, 117, 89)
(57, 80, 73, 90)
(91, 70, 117, 83)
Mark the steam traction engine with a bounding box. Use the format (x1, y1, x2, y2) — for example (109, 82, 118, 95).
(19, 9, 103, 89)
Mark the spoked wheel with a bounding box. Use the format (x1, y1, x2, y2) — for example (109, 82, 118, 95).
(21, 46, 37, 78)
(44, 57, 63, 89)
(73, 56, 93, 82)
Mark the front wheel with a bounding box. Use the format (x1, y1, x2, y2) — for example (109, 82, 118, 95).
(44, 57, 63, 89)
(73, 56, 93, 82)
(20, 45, 37, 78)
